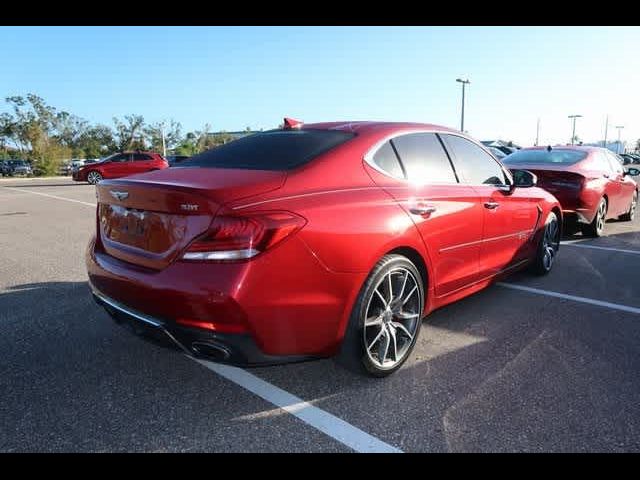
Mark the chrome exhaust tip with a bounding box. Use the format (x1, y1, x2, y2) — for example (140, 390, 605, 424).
(191, 342, 231, 361)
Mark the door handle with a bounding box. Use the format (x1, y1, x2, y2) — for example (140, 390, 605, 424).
(409, 203, 437, 216)
(484, 201, 500, 210)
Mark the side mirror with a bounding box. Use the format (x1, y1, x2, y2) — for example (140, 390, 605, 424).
(625, 167, 640, 177)
(511, 169, 538, 187)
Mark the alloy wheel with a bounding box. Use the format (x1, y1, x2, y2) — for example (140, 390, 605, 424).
(87, 171, 102, 184)
(596, 200, 606, 235)
(363, 267, 422, 370)
(542, 216, 560, 271)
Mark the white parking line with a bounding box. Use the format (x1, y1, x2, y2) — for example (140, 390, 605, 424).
(561, 241, 640, 256)
(4, 186, 96, 207)
(497, 282, 640, 315)
(195, 359, 402, 453)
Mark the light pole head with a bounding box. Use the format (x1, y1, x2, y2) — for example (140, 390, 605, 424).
(568, 114, 583, 119)
(456, 78, 470, 84)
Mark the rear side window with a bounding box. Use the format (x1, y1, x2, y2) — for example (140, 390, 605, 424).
(391, 133, 457, 183)
(503, 149, 588, 165)
(133, 153, 153, 161)
(181, 129, 355, 171)
(441, 134, 508, 185)
(109, 154, 129, 163)
(371, 141, 404, 178)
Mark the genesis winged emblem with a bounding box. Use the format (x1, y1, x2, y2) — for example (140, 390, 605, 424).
(110, 190, 129, 201)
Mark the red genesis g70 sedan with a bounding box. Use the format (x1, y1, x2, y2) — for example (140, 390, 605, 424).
(72, 151, 169, 185)
(86, 120, 562, 376)
(503, 146, 639, 237)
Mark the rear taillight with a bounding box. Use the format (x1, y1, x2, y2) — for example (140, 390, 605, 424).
(182, 211, 306, 262)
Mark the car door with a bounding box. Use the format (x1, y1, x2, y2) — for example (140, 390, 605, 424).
(131, 153, 154, 174)
(367, 132, 484, 297)
(440, 133, 539, 279)
(102, 153, 130, 178)
(603, 151, 631, 216)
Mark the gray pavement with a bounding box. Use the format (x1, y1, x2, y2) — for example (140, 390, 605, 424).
(1, 176, 640, 452)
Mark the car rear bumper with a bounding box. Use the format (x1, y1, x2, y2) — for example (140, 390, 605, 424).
(86, 234, 364, 360)
(91, 285, 317, 366)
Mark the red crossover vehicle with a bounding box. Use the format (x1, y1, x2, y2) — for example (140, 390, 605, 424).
(503, 146, 639, 237)
(86, 120, 562, 376)
(72, 151, 169, 184)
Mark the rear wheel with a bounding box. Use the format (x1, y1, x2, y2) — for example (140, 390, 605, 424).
(87, 171, 103, 185)
(531, 212, 560, 275)
(619, 190, 637, 222)
(337, 254, 424, 377)
(581, 198, 607, 237)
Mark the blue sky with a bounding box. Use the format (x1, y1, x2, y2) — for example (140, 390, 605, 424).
(1, 26, 639, 147)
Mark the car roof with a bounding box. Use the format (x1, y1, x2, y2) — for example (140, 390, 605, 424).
(519, 145, 602, 153)
(301, 121, 458, 135)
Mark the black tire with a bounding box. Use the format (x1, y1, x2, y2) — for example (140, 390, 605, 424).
(337, 254, 425, 377)
(530, 212, 560, 275)
(581, 197, 607, 237)
(619, 190, 637, 222)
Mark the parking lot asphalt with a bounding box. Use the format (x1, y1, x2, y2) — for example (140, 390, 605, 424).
(1, 176, 640, 452)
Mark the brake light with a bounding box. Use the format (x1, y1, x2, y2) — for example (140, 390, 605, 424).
(182, 211, 306, 261)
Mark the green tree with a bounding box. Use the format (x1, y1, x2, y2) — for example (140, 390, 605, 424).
(3, 94, 71, 174)
(144, 119, 182, 154)
(78, 124, 117, 159)
(113, 115, 146, 151)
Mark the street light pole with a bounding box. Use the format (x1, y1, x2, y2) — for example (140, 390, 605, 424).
(456, 78, 470, 132)
(535, 118, 540, 146)
(616, 125, 624, 153)
(603, 114, 609, 150)
(160, 121, 167, 158)
(568, 114, 582, 145)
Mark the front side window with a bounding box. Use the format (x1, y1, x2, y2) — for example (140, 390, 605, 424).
(441, 134, 508, 185)
(390, 133, 457, 183)
(604, 151, 624, 175)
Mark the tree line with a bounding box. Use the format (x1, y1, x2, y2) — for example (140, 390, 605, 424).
(0, 94, 253, 175)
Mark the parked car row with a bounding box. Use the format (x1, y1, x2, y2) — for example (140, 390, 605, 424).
(619, 153, 640, 165)
(502, 146, 638, 237)
(0, 159, 33, 177)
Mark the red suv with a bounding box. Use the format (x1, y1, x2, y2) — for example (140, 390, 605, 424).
(72, 151, 169, 184)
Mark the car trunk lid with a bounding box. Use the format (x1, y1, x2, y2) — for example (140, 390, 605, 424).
(507, 163, 585, 207)
(95, 168, 286, 269)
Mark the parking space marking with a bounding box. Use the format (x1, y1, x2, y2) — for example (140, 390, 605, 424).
(194, 359, 402, 453)
(497, 282, 640, 315)
(3, 187, 96, 207)
(561, 241, 640, 256)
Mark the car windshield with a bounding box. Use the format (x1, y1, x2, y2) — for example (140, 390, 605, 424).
(180, 129, 356, 171)
(503, 149, 588, 165)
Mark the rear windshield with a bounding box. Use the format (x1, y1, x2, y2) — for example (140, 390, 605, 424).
(179, 129, 355, 170)
(503, 149, 588, 165)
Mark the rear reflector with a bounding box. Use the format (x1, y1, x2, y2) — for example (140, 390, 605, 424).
(182, 211, 306, 262)
(176, 318, 248, 334)
(183, 248, 259, 261)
